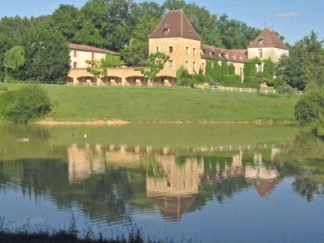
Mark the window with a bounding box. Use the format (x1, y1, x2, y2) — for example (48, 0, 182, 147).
(185, 61, 189, 70)
(156, 46, 159, 52)
(168, 60, 173, 67)
(73, 62, 77, 69)
(258, 49, 263, 59)
(163, 28, 170, 35)
(193, 48, 196, 56)
(186, 47, 189, 54)
(91, 52, 95, 60)
(258, 39, 264, 45)
(193, 62, 196, 73)
(169, 46, 174, 53)
(73, 50, 77, 57)
(257, 63, 263, 73)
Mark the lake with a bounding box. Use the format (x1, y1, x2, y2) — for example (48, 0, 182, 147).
(0, 124, 324, 243)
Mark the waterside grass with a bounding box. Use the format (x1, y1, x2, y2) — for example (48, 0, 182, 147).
(3, 84, 299, 123)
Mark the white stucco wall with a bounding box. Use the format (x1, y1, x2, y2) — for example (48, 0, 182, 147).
(247, 47, 289, 63)
(70, 50, 107, 69)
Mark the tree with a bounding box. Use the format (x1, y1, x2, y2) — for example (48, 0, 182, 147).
(276, 31, 324, 90)
(3, 46, 25, 81)
(121, 2, 163, 66)
(79, 0, 134, 51)
(137, 52, 169, 86)
(163, 0, 186, 10)
(51, 5, 80, 42)
(295, 87, 324, 125)
(74, 21, 105, 47)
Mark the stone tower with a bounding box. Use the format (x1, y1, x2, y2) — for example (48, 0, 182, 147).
(149, 9, 206, 78)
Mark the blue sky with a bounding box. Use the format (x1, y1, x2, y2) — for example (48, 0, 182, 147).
(0, 0, 323, 44)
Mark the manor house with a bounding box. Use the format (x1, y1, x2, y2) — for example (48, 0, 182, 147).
(67, 9, 289, 86)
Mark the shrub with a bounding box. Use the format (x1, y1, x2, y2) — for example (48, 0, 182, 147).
(276, 84, 296, 95)
(0, 85, 51, 124)
(295, 88, 324, 125)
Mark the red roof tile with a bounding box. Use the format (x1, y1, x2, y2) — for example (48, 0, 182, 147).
(69, 44, 119, 55)
(201, 44, 247, 63)
(149, 10, 201, 41)
(248, 28, 289, 50)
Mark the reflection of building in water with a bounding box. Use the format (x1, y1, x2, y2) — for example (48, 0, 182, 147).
(245, 153, 280, 197)
(146, 156, 204, 220)
(68, 144, 171, 182)
(68, 144, 106, 182)
(202, 151, 245, 184)
(68, 144, 280, 219)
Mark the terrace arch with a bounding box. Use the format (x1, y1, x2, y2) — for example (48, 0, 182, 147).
(77, 76, 97, 86)
(126, 76, 149, 86)
(101, 76, 123, 86)
(154, 76, 176, 87)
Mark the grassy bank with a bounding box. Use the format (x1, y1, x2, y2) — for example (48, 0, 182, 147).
(2, 84, 299, 122)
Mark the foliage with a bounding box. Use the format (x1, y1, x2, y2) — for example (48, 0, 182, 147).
(137, 52, 169, 85)
(206, 60, 236, 82)
(244, 58, 260, 77)
(176, 66, 190, 86)
(276, 84, 296, 95)
(3, 46, 25, 72)
(50, 5, 80, 42)
(276, 31, 324, 90)
(262, 58, 275, 80)
(295, 87, 324, 125)
(0, 85, 51, 124)
(101, 54, 121, 68)
(87, 54, 121, 79)
(86, 59, 107, 79)
(121, 2, 164, 66)
(0, 17, 70, 84)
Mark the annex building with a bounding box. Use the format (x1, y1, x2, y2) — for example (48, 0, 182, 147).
(67, 9, 289, 86)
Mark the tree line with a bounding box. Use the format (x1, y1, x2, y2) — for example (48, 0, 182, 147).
(0, 0, 261, 84)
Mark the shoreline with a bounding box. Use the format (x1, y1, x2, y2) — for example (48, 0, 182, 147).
(32, 119, 297, 126)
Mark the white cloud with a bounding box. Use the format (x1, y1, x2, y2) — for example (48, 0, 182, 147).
(275, 12, 299, 17)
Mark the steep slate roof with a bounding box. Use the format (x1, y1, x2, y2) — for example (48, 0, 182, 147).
(248, 28, 289, 50)
(201, 44, 248, 63)
(69, 44, 119, 55)
(149, 9, 201, 41)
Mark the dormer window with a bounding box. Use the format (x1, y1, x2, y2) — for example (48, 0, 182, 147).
(258, 39, 264, 45)
(163, 28, 170, 35)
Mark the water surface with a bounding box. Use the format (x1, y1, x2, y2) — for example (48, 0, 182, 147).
(0, 125, 323, 242)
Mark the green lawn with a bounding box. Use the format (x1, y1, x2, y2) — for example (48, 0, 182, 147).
(3, 84, 299, 122)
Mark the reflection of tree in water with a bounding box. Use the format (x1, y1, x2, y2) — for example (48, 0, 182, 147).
(0, 158, 151, 223)
(274, 131, 324, 201)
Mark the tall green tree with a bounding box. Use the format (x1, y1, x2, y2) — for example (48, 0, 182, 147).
(121, 2, 163, 66)
(276, 31, 324, 90)
(3, 46, 25, 82)
(51, 5, 80, 42)
(79, 0, 134, 51)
